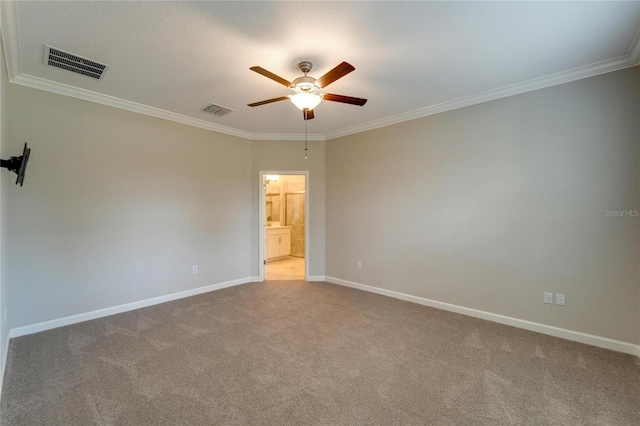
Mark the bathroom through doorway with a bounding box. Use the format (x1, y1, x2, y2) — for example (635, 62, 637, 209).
(260, 172, 308, 281)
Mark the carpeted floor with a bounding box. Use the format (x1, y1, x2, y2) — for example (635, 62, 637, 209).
(1, 281, 639, 425)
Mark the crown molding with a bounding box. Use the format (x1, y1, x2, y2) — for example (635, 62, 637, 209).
(11, 73, 325, 141)
(325, 52, 640, 140)
(251, 132, 325, 141)
(0, 1, 20, 80)
(12, 74, 324, 142)
(11, 73, 256, 140)
(629, 29, 640, 66)
(9, 53, 637, 142)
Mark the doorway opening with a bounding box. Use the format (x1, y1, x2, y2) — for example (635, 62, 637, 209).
(260, 172, 308, 281)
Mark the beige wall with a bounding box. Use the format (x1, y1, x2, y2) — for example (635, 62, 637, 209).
(326, 67, 640, 344)
(5, 82, 327, 329)
(252, 140, 325, 278)
(0, 39, 9, 377)
(1, 57, 637, 348)
(7, 84, 253, 329)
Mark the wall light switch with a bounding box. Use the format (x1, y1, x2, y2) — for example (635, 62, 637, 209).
(555, 293, 566, 306)
(192, 265, 198, 274)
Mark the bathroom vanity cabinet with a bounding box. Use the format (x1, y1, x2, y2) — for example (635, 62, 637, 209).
(266, 226, 292, 261)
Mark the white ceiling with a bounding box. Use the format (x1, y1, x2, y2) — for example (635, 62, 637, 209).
(2, 1, 639, 140)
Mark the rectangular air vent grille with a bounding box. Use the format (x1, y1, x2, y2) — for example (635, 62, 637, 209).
(202, 103, 233, 116)
(44, 45, 109, 80)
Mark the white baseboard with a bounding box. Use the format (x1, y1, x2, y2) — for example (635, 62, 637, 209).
(9, 277, 256, 339)
(325, 276, 640, 358)
(307, 275, 326, 282)
(7, 275, 639, 358)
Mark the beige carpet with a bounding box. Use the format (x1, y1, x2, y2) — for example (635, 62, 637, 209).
(1, 281, 639, 425)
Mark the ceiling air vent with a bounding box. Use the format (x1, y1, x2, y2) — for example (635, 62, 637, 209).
(43, 45, 109, 80)
(202, 103, 233, 117)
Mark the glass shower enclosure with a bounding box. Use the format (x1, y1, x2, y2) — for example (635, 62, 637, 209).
(284, 191, 305, 258)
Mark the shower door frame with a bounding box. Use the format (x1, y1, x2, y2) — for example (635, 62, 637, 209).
(258, 171, 309, 281)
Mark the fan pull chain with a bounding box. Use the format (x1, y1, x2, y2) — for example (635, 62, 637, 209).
(304, 122, 308, 160)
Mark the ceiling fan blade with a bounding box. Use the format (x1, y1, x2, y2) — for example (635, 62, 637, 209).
(324, 93, 368, 106)
(316, 62, 355, 88)
(250, 66, 293, 88)
(247, 96, 290, 107)
(303, 109, 315, 120)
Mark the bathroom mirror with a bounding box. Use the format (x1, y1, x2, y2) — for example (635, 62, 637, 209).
(266, 193, 280, 223)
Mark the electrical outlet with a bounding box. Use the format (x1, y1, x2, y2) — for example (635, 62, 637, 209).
(192, 265, 198, 274)
(356, 260, 362, 270)
(555, 293, 566, 306)
(544, 292, 553, 304)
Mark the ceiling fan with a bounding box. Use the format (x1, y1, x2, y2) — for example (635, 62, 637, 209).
(247, 61, 367, 120)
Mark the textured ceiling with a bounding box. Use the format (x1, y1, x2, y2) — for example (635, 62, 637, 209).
(3, 1, 640, 140)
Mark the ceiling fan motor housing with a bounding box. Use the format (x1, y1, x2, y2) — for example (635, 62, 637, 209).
(298, 61, 313, 74)
(293, 75, 321, 94)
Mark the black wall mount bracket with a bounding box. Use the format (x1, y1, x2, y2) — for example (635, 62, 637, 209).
(0, 143, 31, 186)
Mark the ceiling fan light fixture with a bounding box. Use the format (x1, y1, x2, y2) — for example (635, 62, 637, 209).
(291, 92, 322, 111)
(248, 61, 366, 119)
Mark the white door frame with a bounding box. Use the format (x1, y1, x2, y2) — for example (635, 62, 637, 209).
(259, 171, 310, 281)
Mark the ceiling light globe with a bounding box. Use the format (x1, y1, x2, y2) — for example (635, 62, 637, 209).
(291, 93, 322, 111)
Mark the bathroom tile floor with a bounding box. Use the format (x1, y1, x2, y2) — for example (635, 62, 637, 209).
(266, 256, 305, 280)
